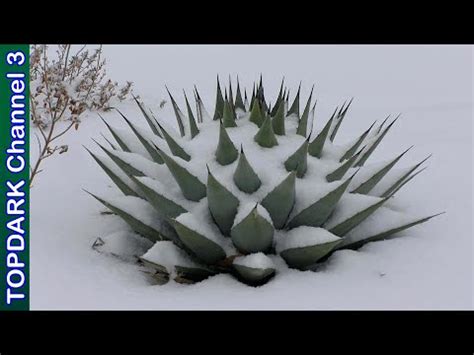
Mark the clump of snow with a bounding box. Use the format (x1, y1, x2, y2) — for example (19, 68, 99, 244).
(275, 227, 341, 253)
(94, 230, 153, 262)
(233, 253, 275, 270)
(141, 241, 198, 273)
(232, 202, 272, 228)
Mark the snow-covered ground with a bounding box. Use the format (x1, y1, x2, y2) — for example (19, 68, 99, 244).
(31, 45, 473, 309)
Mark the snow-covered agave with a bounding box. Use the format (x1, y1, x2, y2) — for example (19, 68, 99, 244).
(85, 77, 442, 286)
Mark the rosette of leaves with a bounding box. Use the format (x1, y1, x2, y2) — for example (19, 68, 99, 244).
(85, 76, 442, 286)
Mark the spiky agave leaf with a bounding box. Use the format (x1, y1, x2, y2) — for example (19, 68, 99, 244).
(277, 227, 342, 270)
(288, 172, 356, 229)
(171, 213, 226, 264)
(132, 95, 162, 138)
(379, 155, 431, 198)
(166, 87, 186, 137)
(115, 110, 164, 164)
(254, 115, 278, 148)
(308, 113, 334, 158)
(233, 147, 261, 193)
(338, 212, 445, 250)
(84, 146, 139, 197)
(156, 121, 191, 161)
(207, 166, 240, 236)
(157, 148, 206, 202)
(296, 85, 314, 137)
(339, 121, 377, 162)
(287, 82, 301, 117)
(351, 146, 413, 194)
(215, 120, 239, 165)
(232, 253, 276, 285)
(231, 204, 274, 254)
(284, 138, 309, 178)
(261, 171, 296, 229)
(272, 100, 286, 135)
(355, 115, 400, 167)
(85, 191, 177, 242)
(184, 91, 200, 138)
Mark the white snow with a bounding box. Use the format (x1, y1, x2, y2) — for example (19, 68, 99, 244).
(233, 253, 275, 270)
(30, 45, 473, 310)
(275, 227, 341, 253)
(141, 241, 198, 273)
(93, 230, 153, 262)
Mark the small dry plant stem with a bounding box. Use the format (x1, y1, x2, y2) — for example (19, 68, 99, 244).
(29, 44, 133, 187)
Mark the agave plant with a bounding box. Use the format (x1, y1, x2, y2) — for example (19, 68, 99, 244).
(85, 76, 442, 286)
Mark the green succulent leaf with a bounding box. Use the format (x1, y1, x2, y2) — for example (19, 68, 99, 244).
(99, 114, 131, 152)
(355, 115, 400, 167)
(351, 146, 412, 195)
(388, 167, 427, 197)
(130, 176, 187, 219)
(157, 148, 206, 202)
(222, 99, 237, 128)
(280, 239, 341, 270)
(132, 95, 162, 138)
(308, 114, 334, 158)
(184, 91, 200, 139)
(296, 86, 314, 137)
(172, 219, 226, 264)
(233, 264, 275, 286)
(339, 213, 444, 250)
(213, 76, 225, 120)
(329, 197, 390, 237)
(207, 167, 240, 236)
(175, 265, 217, 284)
(254, 115, 278, 148)
(270, 78, 285, 117)
(231, 205, 274, 254)
(100, 133, 117, 150)
(85, 192, 166, 242)
(288, 173, 356, 229)
(166, 87, 186, 137)
(92, 139, 145, 178)
(233, 147, 262, 193)
(235, 78, 246, 111)
(84, 146, 139, 197)
(326, 147, 364, 182)
(215, 121, 239, 165)
(116, 110, 164, 164)
(380, 155, 431, 198)
(249, 99, 264, 127)
(329, 98, 353, 142)
(287, 82, 301, 117)
(339, 121, 377, 162)
(157, 122, 191, 162)
(284, 139, 308, 178)
(261, 171, 296, 229)
(272, 100, 286, 135)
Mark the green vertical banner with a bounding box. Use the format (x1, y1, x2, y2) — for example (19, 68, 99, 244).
(0, 45, 29, 310)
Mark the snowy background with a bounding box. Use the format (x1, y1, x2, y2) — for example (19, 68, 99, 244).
(31, 45, 473, 309)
